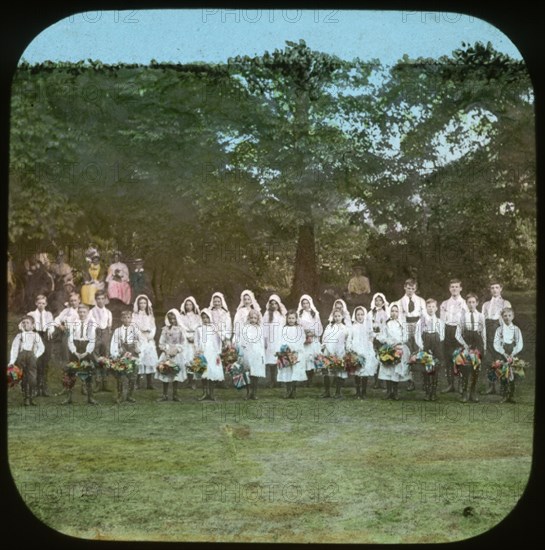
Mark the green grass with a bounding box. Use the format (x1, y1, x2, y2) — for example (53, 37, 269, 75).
(7, 291, 535, 543)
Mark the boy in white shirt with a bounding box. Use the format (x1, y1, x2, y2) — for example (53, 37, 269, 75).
(440, 279, 468, 393)
(482, 281, 512, 395)
(27, 294, 54, 396)
(494, 307, 524, 404)
(89, 290, 113, 392)
(9, 316, 45, 406)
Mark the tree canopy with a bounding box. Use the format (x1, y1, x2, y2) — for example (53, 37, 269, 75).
(9, 41, 535, 309)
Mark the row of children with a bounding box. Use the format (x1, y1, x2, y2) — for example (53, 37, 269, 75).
(9, 278, 524, 406)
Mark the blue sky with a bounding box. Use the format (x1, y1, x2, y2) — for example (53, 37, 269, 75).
(20, 9, 523, 65)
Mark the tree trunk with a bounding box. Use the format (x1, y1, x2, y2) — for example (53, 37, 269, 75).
(290, 223, 318, 304)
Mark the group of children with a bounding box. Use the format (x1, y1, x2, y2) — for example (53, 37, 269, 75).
(8, 279, 525, 406)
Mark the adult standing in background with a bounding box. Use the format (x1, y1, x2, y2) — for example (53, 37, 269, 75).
(81, 252, 105, 307)
(106, 251, 131, 304)
(345, 264, 371, 309)
(50, 250, 73, 290)
(130, 258, 154, 302)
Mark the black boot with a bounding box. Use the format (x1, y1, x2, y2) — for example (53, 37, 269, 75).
(41, 366, 50, 397)
(157, 382, 169, 401)
(291, 383, 297, 399)
(441, 366, 455, 393)
(209, 380, 216, 401)
(288, 382, 295, 399)
(146, 373, 153, 390)
(86, 378, 98, 405)
(306, 370, 314, 388)
(485, 380, 497, 395)
(391, 382, 399, 401)
(460, 369, 469, 403)
(469, 372, 479, 402)
(354, 377, 362, 399)
(172, 381, 181, 402)
(361, 377, 368, 399)
(430, 374, 438, 401)
(383, 380, 392, 400)
(334, 378, 344, 399)
(127, 377, 136, 403)
(62, 389, 73, 405)
(423, 376, 431, 401)
(115, 379, 123, 404)
(373, 372, 380, 389)
(321, 375, 331, 398)
(250, 376, 258, 400)
(406, 379, 415, 392)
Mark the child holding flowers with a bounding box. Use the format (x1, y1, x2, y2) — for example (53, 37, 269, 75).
(263, 294, 286, 388)
(195, 308, 224, 401)
(454, 293, 486, 403)
(180, 297, 201, 389)
(8, 315, 44, 406)
(347, 306, 377, 399)
(493, 307, 524, 403)
(277, 310, 305, 399)
(414, 299, 445, 401)
(369, 292, 390, 389)
(155, 309, 187, 402)
(321, 310, 350, 399)
(132, 294, 158, 390)
(377, 304, 410, 400)
(110, 310, 141, 403)
(235, 309, 266, 400)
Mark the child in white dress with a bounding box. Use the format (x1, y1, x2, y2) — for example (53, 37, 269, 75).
(155, 309, 188, 402)
(328, 299, 352, 327)
(377, 304, 411, 400)
(369, 292, 390, 389)
(236, 309, 266, 400)
(195, 308, 224, 401)
(322, 310, 350, 399)
(347, 306, 378, 399)
(297, 294, 323, 389)
(233, 289, 261, 343)
(209, 292, 232, 345)
(262, 294, 286, 388)
(132, 294, 158, 390)
(277, 310, 306, 399)
(180, 296, 201, 389)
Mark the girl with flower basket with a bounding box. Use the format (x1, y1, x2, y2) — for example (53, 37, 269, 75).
(263, 294, 287, 388)
(276, 310, 305, 399)
(377, 304, 410, 400)
(235, 309, 266, 400)
(180, 296, 201, 389)
(194, 308, 224, 401)
(414, 299, 445, 401)
(346, 306, 378, 399)
(297, 294, 323, 389)
(493, 308, 524, 403)
(321, 310, 350, 399)
(369, 293, 390, 389)
(155, 309, 187, 402)
(453, 293, 486, 403)
(110, 310, 141, 403)
(132, 294, 158, 390)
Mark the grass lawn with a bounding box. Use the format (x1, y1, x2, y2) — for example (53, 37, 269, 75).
(7, 291, 535, 543)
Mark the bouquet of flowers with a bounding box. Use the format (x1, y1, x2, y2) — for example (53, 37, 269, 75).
(343, 352, 365, 375)
(452, 348, 481, 376)
(313, 354, 331, 373)
(326, 354, 345, 375)
(409, 351, 436, 374)
(225, 362, 250, 389)
(156, 359, 181, 377)
(65, 359, 95, 381)
(108, 353, 138, 377)
(275, 345, 299, 369)
(220, 344, 239, 370)
(378, 344, 403, 366)
(488, 357, 529, 382)
(95, 356, 111, 370)
(7, 365, 23, 388)
(187, 354, 208, 379)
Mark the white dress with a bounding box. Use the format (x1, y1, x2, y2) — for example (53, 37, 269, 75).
(155, 325, 188, 383)
(378, 319, 411, 382)
(322, 322, 350, 379)
(209, 308, 232, 343)
(303, 340, 321, 372)
(194, 324, 224, 381)
(347, 321, 378, 377)
(236, 322, 266, 378)
(298, 310, 323, 340)
(263, 310, 285, 365)
(277, 324, 306, 383)
(180, 311, 200, 366)
(132, 311, 159, 374)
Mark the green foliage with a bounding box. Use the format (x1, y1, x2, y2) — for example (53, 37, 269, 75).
(9, 42, 535, 305)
